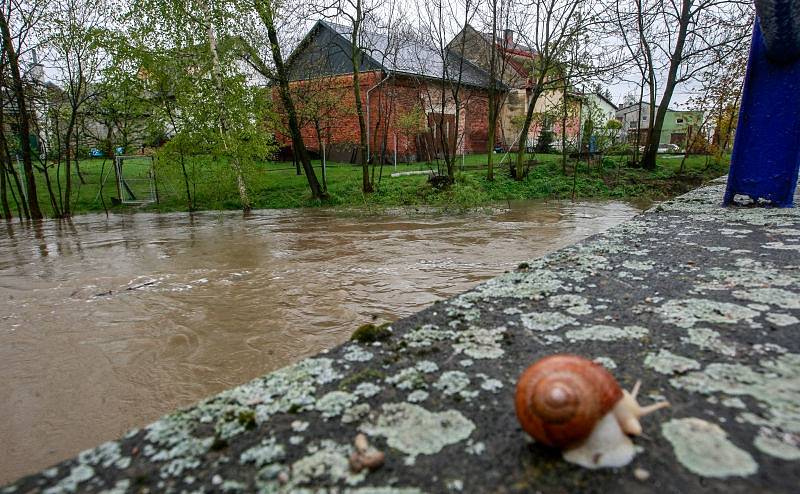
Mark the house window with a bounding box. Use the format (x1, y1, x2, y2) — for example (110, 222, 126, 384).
(676, 118, 684, 124)
(642, 115, 647, 121)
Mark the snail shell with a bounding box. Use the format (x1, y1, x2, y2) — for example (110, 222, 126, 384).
(515, 354, 622, 448)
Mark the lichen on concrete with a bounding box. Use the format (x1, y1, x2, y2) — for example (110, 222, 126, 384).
(593, 357, 617, 370)
(644, 350, 701, 375)
(754, 431, 800, 460)
(671, 353, 800, 435)
(360, 403, 475, 461)
(681, 327, 737, 356)
(288, 440, 366, 488)
(520, 311, 577, 332)
(564, 324, 648, 342)
(656, 298, 760, 328)
(239, 437, 285, 467)
(662, 418, 758, 478)
(732, 288, 800, 310)
(547, 294, 593, 315)
(316, 391, 358, 419)
(451, 326, 506, 359)
(343, 345, 374, 362)
(353, 382, 382, 398)
(433, 371, 474, 400)
(765, 312, 800, 327)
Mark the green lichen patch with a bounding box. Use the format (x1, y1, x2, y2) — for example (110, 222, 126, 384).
(564, 324, 648, 342)
(451, 326, 506, 359)
(353, 382, 382, 398)
(224, 357, 343, 419)
(644, 350, 701, 375)
(732, 288, 800, 310)
(520, 311, 577, 332)
(592, 357, 617, 370)
(433, 371, 474, 400)
(407, 390, 429, 403)
(765, 313, 800, 327)
(547, 294, 593, 315)
(681, 327, 737, 356)
(41, 464, 94, 494)
(341, 403, 371, 424)
(288, 440, 367, 487)
(343, 345, 375, 362)
(662, 418, 758, 478)
(351, 323, 392, 343)
(385, 361, 439, 390)
(403, 324, 453, 348)
(360, 403, 475, 461)
(753, 431, 800, 461)
(671, 353, 800, 434)
(480, 378, 504, 393)
(239, 437, 285, 467)
(622, 260, 655, 271)
(464, 269, 564, 300)
(656, 298, 759, 328)
(316, 391, 358, 419)
(763, 242, 800, 252)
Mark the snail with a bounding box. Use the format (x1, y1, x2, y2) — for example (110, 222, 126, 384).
(515, 354, 670, 469)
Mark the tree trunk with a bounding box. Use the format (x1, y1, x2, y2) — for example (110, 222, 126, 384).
(0, 11, 41, 219)
(349, 5, 373, 193)
(515, 86, 544, 179)
(641, 0, 690, 170)
(486, 3, 498, 181)
(201, 0, 251, 212)
(256, 0, 326, 200)
(0, 157, 11, 219)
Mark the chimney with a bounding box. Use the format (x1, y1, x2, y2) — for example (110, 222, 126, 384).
(504, 29, 514, 44)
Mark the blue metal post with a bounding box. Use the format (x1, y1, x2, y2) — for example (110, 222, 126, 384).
(723, 16, 800, 207)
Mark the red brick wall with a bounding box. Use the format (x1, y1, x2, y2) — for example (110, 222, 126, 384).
(276, 72, 497, 161)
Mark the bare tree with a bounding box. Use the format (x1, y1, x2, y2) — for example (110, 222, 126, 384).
(0, 0, 48, 219)
(612, 0, 657, 164)
(245, 0, 328, 200)
(414, 0, 478, 181)
(46, 0, 111, 217)
(510, 0, 584, 178)
(638, 0, 753, 170)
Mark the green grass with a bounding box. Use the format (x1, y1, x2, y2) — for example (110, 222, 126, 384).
(3, 152, 730, 217)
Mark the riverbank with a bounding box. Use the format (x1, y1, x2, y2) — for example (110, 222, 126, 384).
(5, 153, 728, 217)
(6, 177, 798, 493)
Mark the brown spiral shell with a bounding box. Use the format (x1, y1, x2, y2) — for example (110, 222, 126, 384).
(515, 354, 622, 448)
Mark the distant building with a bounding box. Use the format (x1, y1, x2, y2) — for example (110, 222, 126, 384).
(449, 24, 583, 150)
(615, 103, 703, 148)
(282, 20, 503, 162)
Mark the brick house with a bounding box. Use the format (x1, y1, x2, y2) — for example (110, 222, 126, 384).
(448, 24, 583, 151)
(281, 20, 504, 162)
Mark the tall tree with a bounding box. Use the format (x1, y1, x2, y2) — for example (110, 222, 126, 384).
(247, 0, 327, 200)
(638, 0, 752, 170)
(416, 0, 477, 181)
(326, 0, 383, 193)
(46, 0, 111, 217)
(0, 0, 47, 219)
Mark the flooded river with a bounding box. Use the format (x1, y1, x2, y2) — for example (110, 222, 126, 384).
(0, 200, 645, 483)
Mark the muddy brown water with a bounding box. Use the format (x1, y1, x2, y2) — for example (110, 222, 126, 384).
(0, 200, 646, 484)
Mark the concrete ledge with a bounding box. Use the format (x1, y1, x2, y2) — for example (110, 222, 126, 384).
(4, 179, 800, 493)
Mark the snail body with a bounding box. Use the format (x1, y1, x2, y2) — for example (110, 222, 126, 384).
(515, 354, 669, 469)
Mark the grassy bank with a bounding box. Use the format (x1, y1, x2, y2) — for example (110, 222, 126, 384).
(4, 152, 729, 217)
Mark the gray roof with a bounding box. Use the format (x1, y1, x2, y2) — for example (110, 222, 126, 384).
(308, 20, 500, 90)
